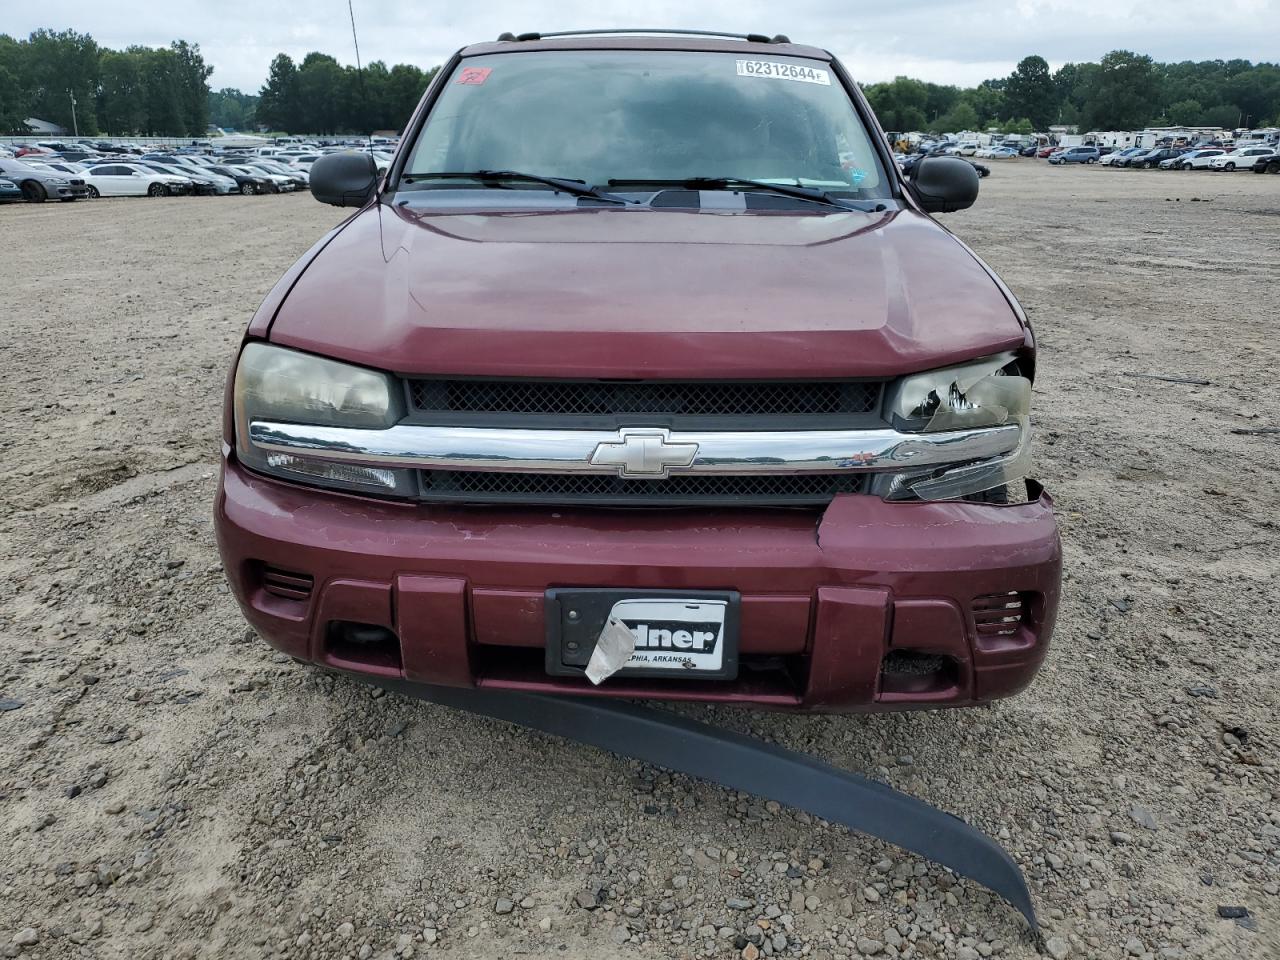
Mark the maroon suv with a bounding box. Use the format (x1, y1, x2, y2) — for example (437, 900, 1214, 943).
(215, 31, 1061, 712)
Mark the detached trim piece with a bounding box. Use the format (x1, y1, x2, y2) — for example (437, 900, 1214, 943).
(249, 421, 1021, 477)
(348, 674, 1040, 935)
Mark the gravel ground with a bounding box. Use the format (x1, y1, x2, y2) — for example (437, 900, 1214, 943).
(1, 162, 1277, 960)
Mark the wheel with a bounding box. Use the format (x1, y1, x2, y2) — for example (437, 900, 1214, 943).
(87, 185, 100, 198)
(239, 182, 255, 195)
(1181, 163, 1192, 170)
(1144, 160, 1155, 168)
(147, 182, 167, 197)
(1268, 162, 1280, 175)
(1224, 162, 1235, 171)
(21, 180, 46, 202)
(1087, 157, 1097, 164)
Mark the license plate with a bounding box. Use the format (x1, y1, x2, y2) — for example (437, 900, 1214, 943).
(545, 588, 739, 681)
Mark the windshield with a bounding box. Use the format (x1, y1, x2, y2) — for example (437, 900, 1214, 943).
(402, 50, 889, 198)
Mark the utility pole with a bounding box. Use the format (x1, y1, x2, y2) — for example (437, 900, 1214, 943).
(68, 90, 79, 137)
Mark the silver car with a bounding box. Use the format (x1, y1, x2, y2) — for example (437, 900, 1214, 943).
(0, 158, 89, 201)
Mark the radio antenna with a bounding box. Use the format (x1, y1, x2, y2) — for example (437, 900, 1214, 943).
(348, 0, 370, 147)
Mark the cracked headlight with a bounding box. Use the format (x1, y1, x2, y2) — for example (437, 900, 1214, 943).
(233, 343, 415, 495)
(877, 352, 1034, 502)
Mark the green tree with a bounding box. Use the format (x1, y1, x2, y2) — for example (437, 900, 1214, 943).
(1199, 103, 1242, 128)
(169, 40, 213, 135)
(257, 53, 299, 131)
(965, 82, 1006, 128)
(1004, 55, 1060, 130)
(1165, 98, 1203, 125)
(0, 35, 28, 133)
(208, 88, 258, 130)
(96, 50, 145, 134)
(1226, 65, 1280, 127)
(296, 52, 345, 133)
(1080, 50, 1160, 130)
(863, 76, 929, 131)
(386, 63, 431, 129)
(935, 101, 978, 133)
(1054, 62, 1100, 123)
(23, 29, 101, 134)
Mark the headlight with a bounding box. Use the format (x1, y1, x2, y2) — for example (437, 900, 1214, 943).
(877, 352, 1034, 502)
(233, 343, 415, 496)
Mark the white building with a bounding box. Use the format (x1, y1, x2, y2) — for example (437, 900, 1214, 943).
(24, 117, 66, 135)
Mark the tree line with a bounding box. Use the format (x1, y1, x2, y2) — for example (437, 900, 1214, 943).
(254, 53, 437, 134)
(0, 30, 435, 137)
(0, 30, 210, 137)
(4, 31, 1278, 140)
(864, 51, 1280, 135)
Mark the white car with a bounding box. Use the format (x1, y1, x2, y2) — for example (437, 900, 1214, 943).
(80, 162, 192, 197)
(1209, 146, 1274, 171)
(1164, 149, 1225, 170)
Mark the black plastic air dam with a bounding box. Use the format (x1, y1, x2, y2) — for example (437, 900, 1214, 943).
(341, 673, 1040, 937)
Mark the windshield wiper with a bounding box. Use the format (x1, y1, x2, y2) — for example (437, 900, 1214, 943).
(608, 176, 885, 212)
(401, 170, 632, 204)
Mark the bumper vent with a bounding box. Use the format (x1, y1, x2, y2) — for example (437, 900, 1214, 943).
(971, 592, 1027, 638)
(409, 378, 882, 421)
(419, 470, 866, 506)
(261, 565, 314, 601)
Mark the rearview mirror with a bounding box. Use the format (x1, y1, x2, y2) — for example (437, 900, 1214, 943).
(910, 156, 979, 213)
(310, 152, 378, 207)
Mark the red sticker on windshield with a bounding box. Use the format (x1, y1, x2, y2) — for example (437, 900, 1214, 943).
(456, 67, 492, 85)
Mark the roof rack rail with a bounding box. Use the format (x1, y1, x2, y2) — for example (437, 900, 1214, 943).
(495, 29, 792, 44)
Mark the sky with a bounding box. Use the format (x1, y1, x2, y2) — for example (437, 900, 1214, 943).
(12, 0, 1280, 93)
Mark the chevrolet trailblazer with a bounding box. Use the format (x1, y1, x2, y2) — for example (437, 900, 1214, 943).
(215, 30, 1061, 711)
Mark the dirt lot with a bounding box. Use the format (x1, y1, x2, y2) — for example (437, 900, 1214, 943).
(1, 162, 1278, 960)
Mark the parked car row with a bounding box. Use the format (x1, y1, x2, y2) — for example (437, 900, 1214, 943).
(1093, 144, 1278, 171)
(0, 136, 399, 203)
(0, 150, 353, 202)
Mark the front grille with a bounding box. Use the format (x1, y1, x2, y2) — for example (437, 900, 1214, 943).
(409, 378, 881, 421)
(418, 470, 866, 506)
(408, 377, 885, 505)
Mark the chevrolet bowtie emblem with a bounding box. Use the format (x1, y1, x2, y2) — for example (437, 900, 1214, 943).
(589, 430, 699, 478)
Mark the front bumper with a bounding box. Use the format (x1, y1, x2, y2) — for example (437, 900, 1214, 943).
(215, 460, 1061, 712)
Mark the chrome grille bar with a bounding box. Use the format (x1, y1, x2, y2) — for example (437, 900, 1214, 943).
(249, 421, 1021, 476)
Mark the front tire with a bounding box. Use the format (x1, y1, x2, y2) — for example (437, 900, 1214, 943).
(1181, 163, 1192, 170)
(1268, 162, 1280, 175)
(239, 182, 255, 196)
(87, 185, 100, 198)
(147, 182, 167, 197)
(1224, 162, 1235, 171)
(21, 181, 46, 202)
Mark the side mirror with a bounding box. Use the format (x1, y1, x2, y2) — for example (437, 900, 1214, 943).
(310, 152, 378, 207)
(910, 155, 979, 213)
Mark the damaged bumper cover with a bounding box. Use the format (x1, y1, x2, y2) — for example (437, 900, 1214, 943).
(216, 461, 1061, 712)
(347, 674, 1041, 935)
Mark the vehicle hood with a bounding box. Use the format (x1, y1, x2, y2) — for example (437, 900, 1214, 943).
(268, 203, 1026, 379)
